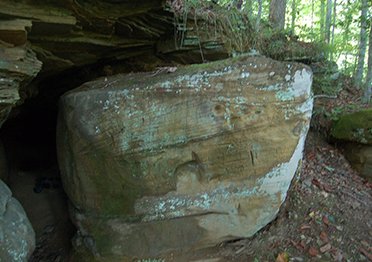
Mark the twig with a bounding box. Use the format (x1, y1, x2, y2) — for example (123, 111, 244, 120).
(313, 95, 337, 99)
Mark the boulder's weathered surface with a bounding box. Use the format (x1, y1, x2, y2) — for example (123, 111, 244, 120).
(0, 179, 35, 261)
(57, 55, 313, 259)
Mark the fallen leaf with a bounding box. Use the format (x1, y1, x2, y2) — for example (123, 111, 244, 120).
(322, 216, 330, 226)
(320, 243, 332, 253)
(360, 248, 372, 261)
(322, 184, 333, 192)
(308, 247, 319, 257)
(320, 231, 329, 242)
(290, 240, 305, 251)
(276, 252, 289, 262)
(312, 178, 321, 188)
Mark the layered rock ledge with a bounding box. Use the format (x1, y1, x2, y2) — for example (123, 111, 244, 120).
(57, 55, 313, 259)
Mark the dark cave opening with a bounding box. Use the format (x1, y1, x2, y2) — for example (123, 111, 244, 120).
(0, 66, 95, 260)
(0, 54, 170, 259)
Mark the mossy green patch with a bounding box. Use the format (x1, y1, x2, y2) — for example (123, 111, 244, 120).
(331, 109, 372, 144)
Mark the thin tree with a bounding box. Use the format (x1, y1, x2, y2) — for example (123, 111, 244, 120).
(341, 0, 353, 69)
(311, 0, 314, 39)
(256, 0, 262, 31)
(325, 0, 332, 43)
(235, 0, 243, 10)
(330, 0, 337, 61)
(363, 24, 372, 103)
(291, 0, 296, 34)
(269, 0, 287, 30)
(354, 0, 369, 87)
(320, 0, 325, 41)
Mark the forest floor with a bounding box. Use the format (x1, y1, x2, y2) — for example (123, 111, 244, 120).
(29, 77, 372, 262)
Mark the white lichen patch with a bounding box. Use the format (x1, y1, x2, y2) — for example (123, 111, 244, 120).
(276, 68, 312, 101)
(259, 83, 282, 91)
(240, 72, 250, 79)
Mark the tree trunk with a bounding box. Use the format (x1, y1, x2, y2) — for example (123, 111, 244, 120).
(325, 0, 332, 43)
(330, 0, 337, 60)
(235, 0, 243, 10)
(320, 0, 325, 41)
(363, 24, 372, 103)
(342, 0, 352, 69)
(256, 0, 263, 31)
(291, 0, 296, 34)
(311, 0, 314, 40)
(269, 0, 287, 30)
(354, 0, 369, 87)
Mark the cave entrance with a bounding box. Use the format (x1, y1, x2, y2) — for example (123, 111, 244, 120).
(0, 54, 168, 259)
(0, 67, 91, 260)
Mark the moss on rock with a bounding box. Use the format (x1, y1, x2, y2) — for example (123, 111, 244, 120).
(331, 109, 372, 144)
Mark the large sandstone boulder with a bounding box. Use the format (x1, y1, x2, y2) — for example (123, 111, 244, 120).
(57, 55, 313, 259)
(0, 179, 35, 261)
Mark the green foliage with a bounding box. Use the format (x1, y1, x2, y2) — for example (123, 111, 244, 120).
(167, 0, 255, 55)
